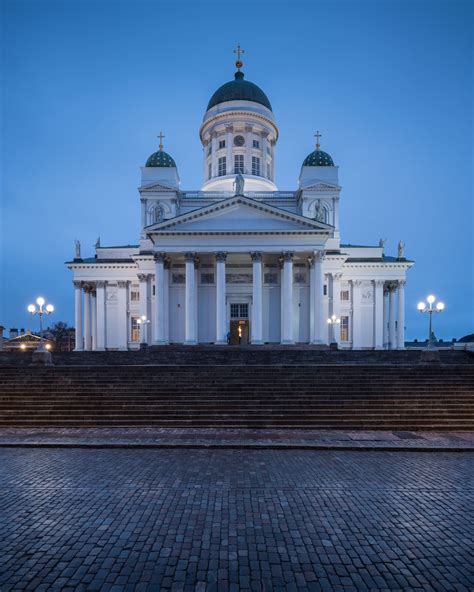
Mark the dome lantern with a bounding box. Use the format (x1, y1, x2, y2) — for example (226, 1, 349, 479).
(302, 130, 335, 167)
(146, 132, 177, 168)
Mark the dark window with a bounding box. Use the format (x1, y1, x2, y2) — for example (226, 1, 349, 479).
(218, 157, 226, 176)
(252, 156, 260, 176)
(253, 139, 260, 148)
(218, 140, 226, 149)
(234, 154, 244, 174)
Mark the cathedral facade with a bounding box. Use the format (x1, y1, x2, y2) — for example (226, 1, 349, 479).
(67, 53, 413, 350)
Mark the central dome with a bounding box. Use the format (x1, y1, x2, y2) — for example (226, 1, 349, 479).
(207, 71, 272, 112)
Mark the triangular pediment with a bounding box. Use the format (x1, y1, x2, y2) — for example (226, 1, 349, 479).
(146, 195, 333, 234)
(139, 181, 178, 193)
(301, 181, 340, 191)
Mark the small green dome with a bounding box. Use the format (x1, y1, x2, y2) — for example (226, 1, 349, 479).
(146, 149, 176, 168)
(303, 149, 334, 167)
(207, 71, 272, 111)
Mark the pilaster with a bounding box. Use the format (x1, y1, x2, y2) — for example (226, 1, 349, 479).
(251, 252, 263, 344)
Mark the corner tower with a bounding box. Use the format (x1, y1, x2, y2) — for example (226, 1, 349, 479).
(199, 47, 278, 192)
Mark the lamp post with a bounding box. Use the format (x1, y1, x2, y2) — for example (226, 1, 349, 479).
(327, 314, 341, 349)
(137, 315, 150, 349)
(417, 294, 444, 349)
(27, 297, 54, 364)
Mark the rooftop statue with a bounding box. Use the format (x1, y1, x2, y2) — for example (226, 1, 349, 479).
(233, 173, 245, 196)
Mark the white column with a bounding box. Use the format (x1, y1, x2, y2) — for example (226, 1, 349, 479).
(331, 273, 342, 345)
(96, 281, 106, 351)
(352, 280, 362, 349)
(117, 280, 128, 351)
(313, 251, 326, 344)
(226, 125, 233, 175)
(164, 261, 170, 343)
(215, 252, 227, 344)
(185, 252, 197, 344)
(261, 132, 268, 178)
(244, 125, 252, 175)
(203, 138, 209, 181)
(388, 283, 396, 350)
(251, 252, 263, 344)
(383, 288, 389, 349)
(140, 198, 147, 230)
(138, 273, 149, 344)
(91, 287, 97, 351)
(154, 254, 167, 344)
(374, 280, 384, 350)
(281, 252, 294, 344)
(309, 259, 315, 343)
(73, 281, 83, 351)
(211, 133, 217, 177)
(397, 280, 406, 349)
(83, 285, 92, 351)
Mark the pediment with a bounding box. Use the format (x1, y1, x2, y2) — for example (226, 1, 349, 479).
(146, 195, 333, 234)
(301, 181, 340, 191)
(139, 181, 178, 193)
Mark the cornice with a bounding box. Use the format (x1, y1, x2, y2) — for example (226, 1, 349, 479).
(200, 111, 278, 141)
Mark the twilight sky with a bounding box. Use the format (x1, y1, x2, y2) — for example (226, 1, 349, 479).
(1, 0, 472, 340)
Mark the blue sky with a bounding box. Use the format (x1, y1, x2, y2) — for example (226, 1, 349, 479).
(1, 0, 472, 340)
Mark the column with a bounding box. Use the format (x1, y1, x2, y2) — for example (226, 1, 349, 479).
(96, 281, 106, 351)
(91, 287, 97, 351)
(397, 280, 406, 349)
(251, 252, 263, 344)
(387, 282, 397, 350)
(374, 280, 384, 350)
(203, 138, 209, 181)
(164, 260, 170, 343)
(312, 251, 326, 344)
(215, 252, 227, 344)
(331, 273, 342, 345)
(154, 254, 167, 344)
(140, 198, 147, 230)
(226, 125, 233, 175)
(261, 132, 269, 178)
(244, 125, 252, 175)
(211, 133, 217, 177)
(281, 252, 294, 344)
(117, 280, 129, 351)
(83, 284, 92, 351)
(73, 281, 83, 351)
(185, 252, 197, 344)
(352, 280, 362, 349)
(138, 273, 149, 344)
(308, 258, 315, 343)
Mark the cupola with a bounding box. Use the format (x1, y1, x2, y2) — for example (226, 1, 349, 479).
(141, 132, 180, 189)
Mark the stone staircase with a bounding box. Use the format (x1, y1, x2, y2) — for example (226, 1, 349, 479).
(0, 363, 473, 429)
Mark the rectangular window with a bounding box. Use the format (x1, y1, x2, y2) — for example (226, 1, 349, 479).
(131, 317, 140, 342)
(218, 157, 226, 176)
(340, 316, 349, 341)
(130, 291, 140, 302)
(234, 154, 244, 174)
(253, 139, 260, 148)
(323, 285, 327, 296)
(252, 156, 260, 176)
(230, 303, 249, 319)
(172, 273, 185, 284)
(264, 273, 278, 284)
(152, 285, 155, 296)
(208, 163, 212, 179)
(340, 290, 350, 301)
(218, 140, 226, 149)
(201, 273, 214, 284)
(294, 273, 307, 284)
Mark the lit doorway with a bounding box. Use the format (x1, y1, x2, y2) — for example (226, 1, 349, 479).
(229, 303, 250, 345)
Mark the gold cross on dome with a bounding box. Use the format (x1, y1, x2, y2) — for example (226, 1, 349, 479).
(314, 130, 322, 149)
(233, 44, 245, 70)
(157, 131, 165, 151)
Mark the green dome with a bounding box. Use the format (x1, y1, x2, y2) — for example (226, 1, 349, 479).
(207, 71, 272, 111)
(303, 149, 334, 167)
(146, 149, 176, 168)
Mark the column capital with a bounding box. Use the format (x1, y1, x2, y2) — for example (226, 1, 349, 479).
(314, 250, 326, 262)
(164, 259, 171, 270)
(245, 124, 253, 133)
(225, 124, 233, 133)
(352, 279, 363, 288)
(332, 272, 343, 281)
(375, 279, 385, 287)
(117, 280, 129, 289)
(73, 280, 83, 289)
(96, 280, 107, 288)
(137, 273, 149, 282)
(250, 251, 262, 263)
(282, 251, 294, 262)
(154, 252, 167, 263)
(184, 251, 196, 262)
(83, 284, 93, 294)
(215, 251, 228, 262)
(398, 279, 406, 288)
(385, 281, 398, 293)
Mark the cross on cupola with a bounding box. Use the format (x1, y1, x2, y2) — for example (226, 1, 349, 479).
(157, 131, 165, 151)
(314, 130, 322, 150)
(233, 44, 245, 71)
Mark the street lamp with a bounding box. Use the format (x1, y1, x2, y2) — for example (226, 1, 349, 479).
(27, 297, 54, 352)
(327, 314, 341, 349)
(137, 315, 150, 348)
(417, 294, 444, 349)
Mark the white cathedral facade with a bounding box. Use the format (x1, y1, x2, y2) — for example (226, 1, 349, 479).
(67, 54, 413, 351)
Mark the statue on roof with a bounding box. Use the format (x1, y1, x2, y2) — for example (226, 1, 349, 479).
(378, 238, 386, 250)
(314, 200, 325, 222)
(233, 173, 245, 196)
(95, 237, 101, 249)
(74, 239, 81, 259)
(397, 240, 405, 259)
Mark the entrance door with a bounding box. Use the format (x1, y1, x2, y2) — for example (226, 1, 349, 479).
(229, 303, 250, 345)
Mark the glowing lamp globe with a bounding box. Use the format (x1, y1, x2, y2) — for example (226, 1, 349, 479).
(36, 297, 45, 306)
(27, 304, 36, 313)
(46, 304, 54, 313)
(417, 302, 425, 311)
(427, 295, 435, 305)
(436, 302, 445, 311)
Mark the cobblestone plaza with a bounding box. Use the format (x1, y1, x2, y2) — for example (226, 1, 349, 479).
(1, 449, 472, 591)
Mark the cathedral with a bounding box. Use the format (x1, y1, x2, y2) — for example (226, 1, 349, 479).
(67, 49, 413, 351)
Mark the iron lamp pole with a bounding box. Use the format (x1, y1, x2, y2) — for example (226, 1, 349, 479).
(27, 297, 54, 352)
(327, 314, 341, 349)
(417, 294, 444, 349)
(137, 315, 151, 348)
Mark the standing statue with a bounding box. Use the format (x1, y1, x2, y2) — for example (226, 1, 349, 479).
(314, 200, 325, 222)
(95, 237, 101, 249)
(378, 238, 386, 250)
(74, 239, 81, 259)
(398, 240, 405, 259)
(233, 173, 245, 196)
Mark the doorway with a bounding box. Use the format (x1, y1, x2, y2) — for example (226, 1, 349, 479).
(230, 320, 250, 345)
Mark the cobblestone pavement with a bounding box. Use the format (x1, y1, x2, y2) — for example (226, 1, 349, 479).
(0, 428, 473, 450)
(1, 449, 473, 591)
